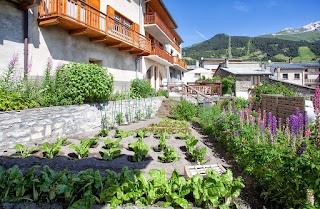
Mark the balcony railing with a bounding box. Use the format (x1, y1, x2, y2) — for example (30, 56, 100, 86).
(305, 78, 320, 83)
(151, 43, 174, 63)
(38, 0, 151, 54)
(144, 12, 174, 41)
(174, 56, 187, 69)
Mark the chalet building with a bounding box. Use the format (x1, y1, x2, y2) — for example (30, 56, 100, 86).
(0, 0, 187, 91)
(215, 60, 272, 98)
(270, 62, 320, 87)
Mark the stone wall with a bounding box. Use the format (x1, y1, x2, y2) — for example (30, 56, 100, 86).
(0, 97, 165, 152)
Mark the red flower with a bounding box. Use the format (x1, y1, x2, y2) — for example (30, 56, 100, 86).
(242, 141, 246, 145)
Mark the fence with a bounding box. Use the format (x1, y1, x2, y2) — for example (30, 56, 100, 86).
(261, 94, 305, 120)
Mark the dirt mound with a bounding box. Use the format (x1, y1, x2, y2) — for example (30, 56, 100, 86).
(156, 99, 178, 117)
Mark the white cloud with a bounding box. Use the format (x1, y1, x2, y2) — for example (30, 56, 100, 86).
(195, 30, 207, 40)
(233, 1, 249, 12)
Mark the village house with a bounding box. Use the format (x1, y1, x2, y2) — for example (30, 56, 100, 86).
(0, 0, 187, 91)
(215, 60, 272, 98)
(270, 62, 320, 87)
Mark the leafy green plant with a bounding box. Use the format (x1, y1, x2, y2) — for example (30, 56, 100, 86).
(55, 63, 113, 104)
(221, 75, 235, 95)
(104, 138, 121, 149)
(158, 147, 179, 163)
(14, 144, 39, 158)
(98, 128, 109, 137)
(185, 136, 198, 154)
(135, 109, 143, 121)
(178, 132, 190, 140)
(115, 112, 124, 126)
(128, 138, 150, 162)
(157, 89, 168, 97)
(172, 99, 197, 121)
(130, 79, 155, 98)
(114, 129, 134, 138)
(192, 147, 207, 165)
(42, 138, 66, 159)
(136, 129, 149, 138)
(101, 147, 122, 161)
(154, 132, 167, 152)
(69, 138, 98, 159)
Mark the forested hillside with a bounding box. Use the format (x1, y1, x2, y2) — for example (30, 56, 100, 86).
(183, 34, 320, 63)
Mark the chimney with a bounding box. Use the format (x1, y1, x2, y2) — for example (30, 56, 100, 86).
(225, 58, 229, 68)
(196, 60, 199, 68)
(276, 67, 280, 80)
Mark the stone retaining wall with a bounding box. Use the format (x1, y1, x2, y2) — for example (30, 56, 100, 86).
(0, 97, 165, 152)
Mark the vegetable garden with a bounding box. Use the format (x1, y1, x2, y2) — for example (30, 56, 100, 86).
(0, 118, 244, 209)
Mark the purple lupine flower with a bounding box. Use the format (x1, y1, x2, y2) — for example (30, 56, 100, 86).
(8, 53, 18, 69)
(290, 114, 299, 135)
(304, 113, 309, 127)
(257, 108, 262, 124)
(313, 86, 320, 114)
(234, 130, 239, 136)
(268, 112, 273, 130)
(271, 116, 277, 135)
(56, 62, 63, 71)
(263, 110, 267, 128)
(296, 147, 304, 156)
(26, 63, 32, 73)
(300, 141, 307, 149)
(260, 122, 265, 133)
(47, 57, 53, 70)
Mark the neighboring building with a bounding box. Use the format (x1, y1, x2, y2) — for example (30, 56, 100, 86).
(215, 60, 272, 98)
(0, 0, 187, 91)
(200, 58, 242, 74)
(183, 67, 212, 84)
(270, 62, 320, 87)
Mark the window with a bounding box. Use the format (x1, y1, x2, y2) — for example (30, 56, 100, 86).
(283, 74, 288, 80)
(294, 74, 300, 80)
(251, 76, 260, 86)
(114, 12, 132, 37)
(89, 58, 102, 66)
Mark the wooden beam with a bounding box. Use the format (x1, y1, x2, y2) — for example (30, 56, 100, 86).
(90, 36, 108, 43)
(130, 49, 144, 54)
(69, 28, 89, 36)
(119, 47, 134, 52)
(106, 42, 122, 47)
(38, 18, 60, 26)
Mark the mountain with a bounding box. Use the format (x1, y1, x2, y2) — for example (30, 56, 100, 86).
(183, 33, 320, 63)
(260, 21, 320, 42)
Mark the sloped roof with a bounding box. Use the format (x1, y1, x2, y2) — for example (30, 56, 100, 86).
(270, 62, 320, 69)
(220, 68, 272, 75)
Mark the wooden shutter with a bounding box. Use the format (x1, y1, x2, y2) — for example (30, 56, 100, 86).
(107, 5, 115, 17)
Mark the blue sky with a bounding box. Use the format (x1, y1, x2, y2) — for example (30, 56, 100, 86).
(162, 0, 320, 47)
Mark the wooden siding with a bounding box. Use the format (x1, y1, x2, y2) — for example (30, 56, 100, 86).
(144, 12, 174, 41)
(151, 43, 174, 63)
(174, 56, 187, 69)
(38, 0, 150, 54)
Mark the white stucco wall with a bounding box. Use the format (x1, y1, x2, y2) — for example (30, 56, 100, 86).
(101, 0, 140, 24)
(279, 69, 303, 85)
(0, 2, 140, 91)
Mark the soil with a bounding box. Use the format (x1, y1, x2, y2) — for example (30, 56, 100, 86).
(155, 98, 178, 117)
(0, 100, 269, 209)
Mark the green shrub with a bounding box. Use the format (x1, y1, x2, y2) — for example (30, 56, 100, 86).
(253, 81, 296, 103)
(234, 97, 249, 110)
(157, 89, 168, 97)
(130, 79, 155, 98)
(55, 62, 113, 104)
(222, 75, 235, 95)
(172, 99, 197, 121)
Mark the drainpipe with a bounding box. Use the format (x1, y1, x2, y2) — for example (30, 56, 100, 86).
(135, 56, 142, 79)
(24, 9, 29, 79)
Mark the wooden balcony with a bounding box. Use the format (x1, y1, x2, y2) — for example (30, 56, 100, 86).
(173, 56, 187, 70)
(144, 12, 174, 44)
(38, 0, 151, 55)
(150, 43, 174, 64)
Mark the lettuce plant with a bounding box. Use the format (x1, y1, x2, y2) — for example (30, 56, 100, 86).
(101, 148, 122, 161)
(104, 138, 121, 149)
(42, 138, 66, 159)
(69, 138, 97, 159)
(98, 128, 109, 137)
(114, 129, 134, 138)
(158, 147, 179, 163)
(14, 144, 39, 158)
(128, 138, 150, 162)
